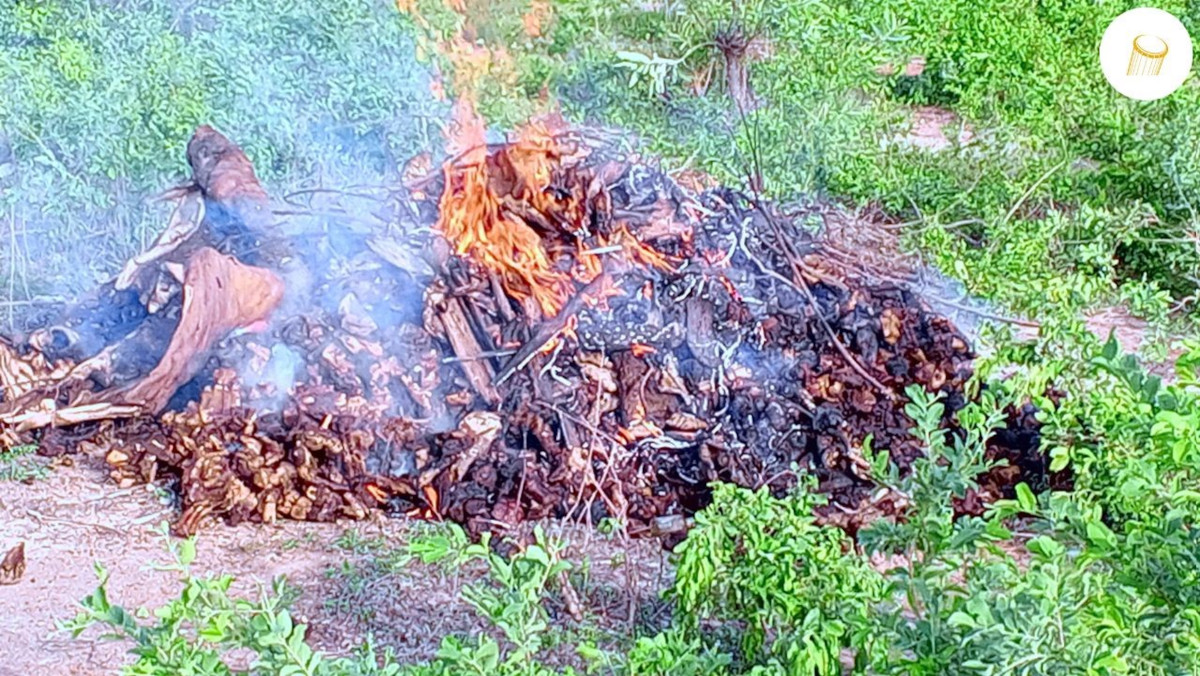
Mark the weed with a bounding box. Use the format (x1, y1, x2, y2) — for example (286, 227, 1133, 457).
(283, 532, 320, 552)
(0, 444, 49, 482)
(333, 529, 388, 556)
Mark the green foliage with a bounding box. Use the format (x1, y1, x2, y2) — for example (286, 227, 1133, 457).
(650, 375, 1200, 675)
(914, 204, 1177, 323)
(860, 385, 1008, 559)
(671, 482, 883, 673)
(406, 525, 584, 676)
(609, 630, 733, 676)
(1033, 336, 1200, 526)
(0, 443, 49, 482)
(405, 522, 474, 568)
(63, 525, 403, 676)
(612, 50, 688, 99)
(0, 0, 440, 301)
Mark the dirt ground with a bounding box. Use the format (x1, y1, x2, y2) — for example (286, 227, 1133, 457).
(0, 450, 670, 674)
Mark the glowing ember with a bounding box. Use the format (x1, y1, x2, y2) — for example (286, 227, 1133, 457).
(719, 275, 741, 301)
(408, 484, 443, 521)
(630, 343, 656, 358)
(539, 315, 579, 355)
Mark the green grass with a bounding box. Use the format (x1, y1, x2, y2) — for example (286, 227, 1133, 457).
(0, 444, 49, 482)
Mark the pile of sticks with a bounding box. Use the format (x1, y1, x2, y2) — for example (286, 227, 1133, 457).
(0, 121, 1040, 537)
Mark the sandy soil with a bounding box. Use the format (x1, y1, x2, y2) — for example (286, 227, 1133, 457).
(0, 453, 358, 674)
(904, 106, 976, 152)
(0, 450, 670, 674)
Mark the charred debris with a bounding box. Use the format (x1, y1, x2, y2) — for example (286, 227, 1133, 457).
(0, 117, 1044, 540)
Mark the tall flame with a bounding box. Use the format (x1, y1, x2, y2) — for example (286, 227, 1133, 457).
(436, 100, 576, 315)
(435, 102, 674, 318)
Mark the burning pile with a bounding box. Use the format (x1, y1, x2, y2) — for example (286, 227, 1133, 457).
(0, 117, 1030, 537)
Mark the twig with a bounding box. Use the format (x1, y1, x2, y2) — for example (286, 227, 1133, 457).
(557, 569, 584, 622)
(440, 349, 517, 364)
(539, 402, 628, 454)
(23, 508, 127, 536)
(927, 296, 1041, 328)
(580, 245, 624, 256)
(494, 272, 612, 385)
(282, 186, 391, 200)
(1000, 160, 1068, 228)
(515, 453, 527, 517)
(880, 217, 987, 233)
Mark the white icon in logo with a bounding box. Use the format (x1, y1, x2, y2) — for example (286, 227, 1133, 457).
(1101, 8, 1192, 100)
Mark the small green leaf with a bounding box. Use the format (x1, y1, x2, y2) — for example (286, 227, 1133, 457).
(1027, 535, 1064, 560)
(1100, 335, 1119, 361)
(1086, 520, 1117, 550)
(523, 544, 551, 568)
(1048, 446, 1070, 472)
(178, 538, 197, 567)
(947, 611, 976, 629)
(1015, 482, 1037, 513)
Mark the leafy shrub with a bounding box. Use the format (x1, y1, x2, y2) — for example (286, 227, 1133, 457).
(650, 380, 1200, 674)
(671, 482, 883, 673)
(1031, 336, 1200, 526)
(63, 527, 403, 675)
(408, 526, 578, 676)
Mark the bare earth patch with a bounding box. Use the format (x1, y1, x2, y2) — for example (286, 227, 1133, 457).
(0, 452, 362, 674)
(0, 449, 670, 674)
(903, 106, 976, 152)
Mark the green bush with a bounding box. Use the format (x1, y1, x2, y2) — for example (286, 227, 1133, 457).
(671, 482, 883, 673)
(654, 379, 1200, 674)
(63, 527, 404, 676)
(1032, 336, 1200, 526)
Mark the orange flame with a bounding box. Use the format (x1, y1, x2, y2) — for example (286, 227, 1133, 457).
(407, 484, 443, 521)
(539, 315, 578, 355)
(435, 106, 676, 318)
(436, 103, 576, 315)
